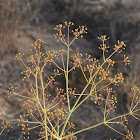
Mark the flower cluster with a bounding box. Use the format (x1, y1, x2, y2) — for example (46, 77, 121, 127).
(109, 73, 124, 85)
(120, 117, 128, 127)
(31, 39, 45, 51)
(108, 95, 117, 112)
(15, 53, 24, 60)
(99, 42, 109, 52)
(98, 68, 109, 80)
(92, 93, 103, 105)
(114, 40, 126, 53)
(7, 86, 17, 94)
(71, 53, 83, 68)
(1, 121, 12, 133)
(98, 35, 109, 42)
(54, 24, 66, 42)
(104, 88, 114, 95)
(131, 87, 140, 104)
(54, 24, 65, 32)
(45, 50, 59, 63)
(72, 25, 87, 39)
(107, 59, 115, 67)
(54, 21, 87, 44)
(131, 87, 140, 94)
(126, 131, 133, 140)
(123, 55, 130, 65)
(64, 21, 74, 27)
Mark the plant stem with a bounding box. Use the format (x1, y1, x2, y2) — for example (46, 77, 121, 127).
(104, 91, 110, 121)
(40, 71, 48, 140)
(60, 111, 72, 137)
(62, 109, 140, 139)
(66, 44, 70, 111)
(103, 40, 105, 62)
(105, 123, 126, 137)
(0, 128, 5, 135)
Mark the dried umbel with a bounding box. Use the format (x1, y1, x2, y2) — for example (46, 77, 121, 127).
(1, 22, 139, 140)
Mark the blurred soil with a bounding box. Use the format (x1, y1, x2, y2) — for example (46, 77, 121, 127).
(0, 0, 140, 140)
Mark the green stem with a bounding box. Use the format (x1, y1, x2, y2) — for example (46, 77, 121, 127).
(0, 128, 5, 135)
(103, 41, 105, 62)
(60, 111, 72, 137)
(35, 68, 44, 112)
(40, 71, 48, 140)
(66, 45, 70, 111)
(35, 69, 39, 98)
(62, 109, 140, 139)
(73, 79, 103, 112)
(62, 121, 104, 139)
(104, 91, 110, 121)
(105, 123, 126, 137)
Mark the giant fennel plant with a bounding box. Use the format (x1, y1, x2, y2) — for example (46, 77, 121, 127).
(0, 21, 140, 140)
